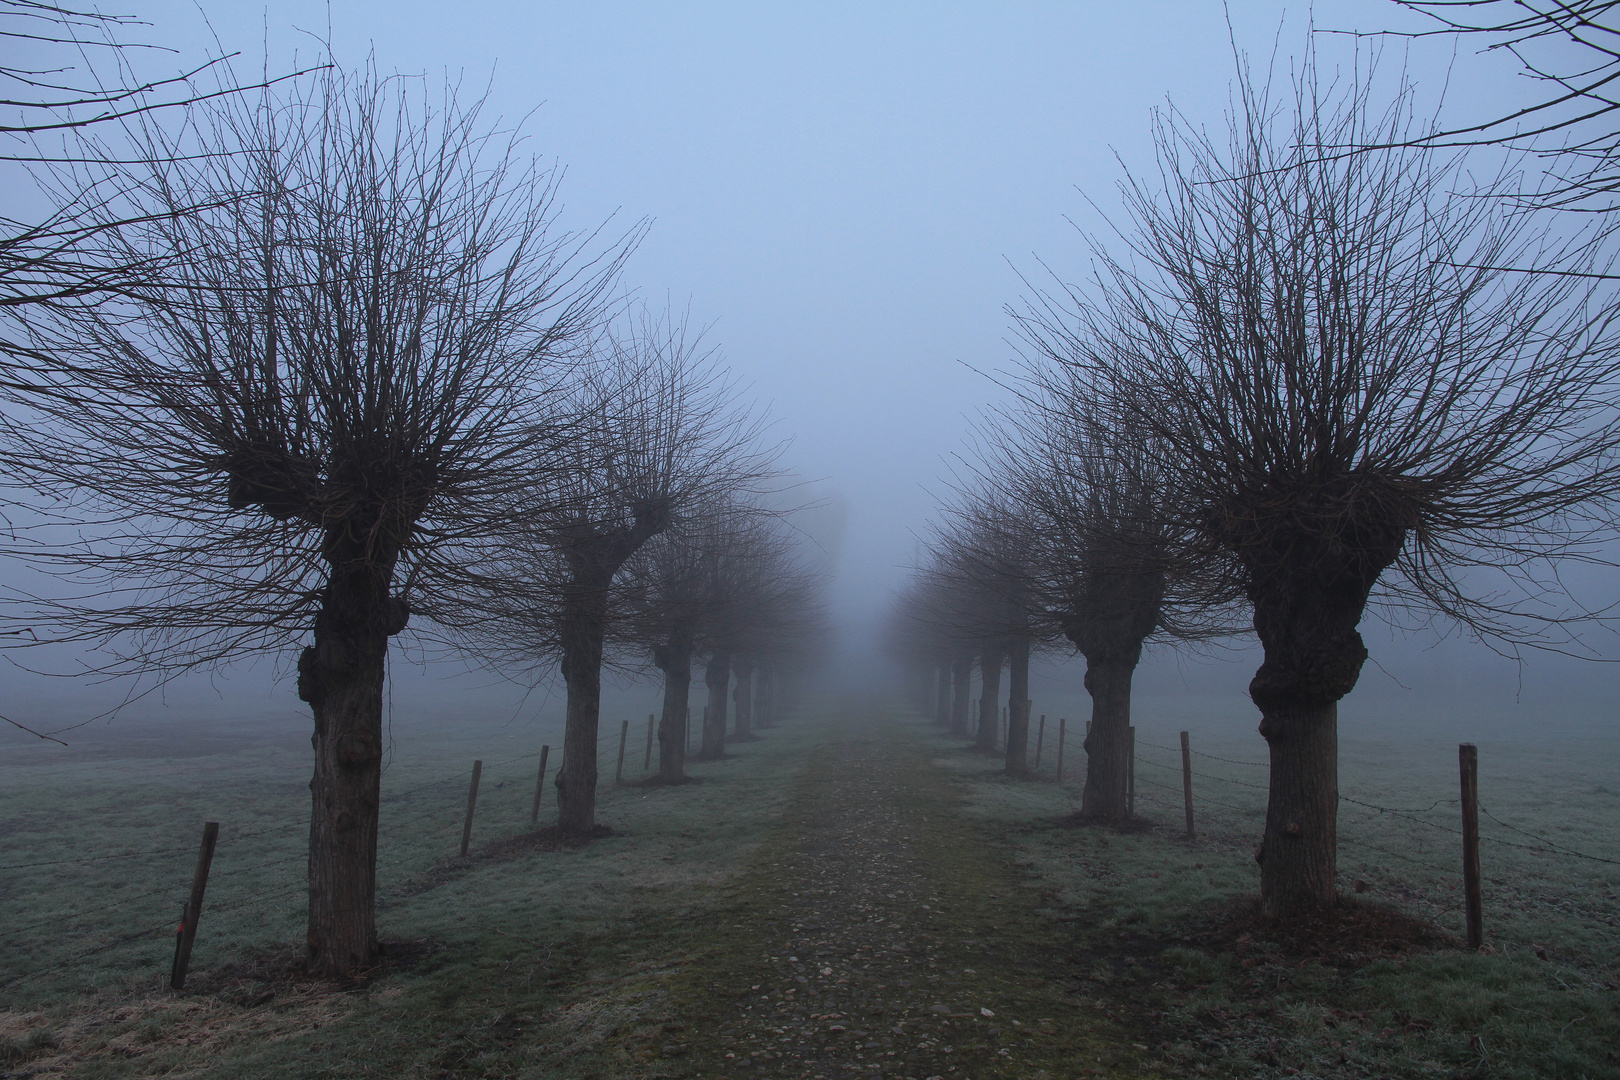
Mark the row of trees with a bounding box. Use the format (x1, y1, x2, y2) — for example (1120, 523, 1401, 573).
(0, 46, 828, 976)
(889, 39, 1620, 919)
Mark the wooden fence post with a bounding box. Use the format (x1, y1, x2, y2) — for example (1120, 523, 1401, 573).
(169, 820, 219, 991)
(1460, 743, 1483, 949)
(1126, 726, 1136, 819)
(1035, 715, 1046, 769)
(460, 760, 482, 856)
(615, 719, 630, 785)
(1056, 718, 1066, 782)
(644, 713, 655, 772)
(1180, 730, 1195, 840)
(531, 745, 550, 826)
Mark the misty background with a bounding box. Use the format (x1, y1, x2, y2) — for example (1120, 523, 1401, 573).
(2, 1, 1613, 762)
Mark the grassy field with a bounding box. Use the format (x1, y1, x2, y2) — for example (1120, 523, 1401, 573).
(0, 701, 810, 1077)
(936, 703, 1620, 1080)
(1, 694, 1616, 1079)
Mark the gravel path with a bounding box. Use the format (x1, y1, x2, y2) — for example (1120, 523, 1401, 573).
(670, 713, 1138, 1080)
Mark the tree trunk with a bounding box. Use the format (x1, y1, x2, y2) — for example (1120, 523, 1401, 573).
(655, 636, 692, 783)
(1257, 702, 1338, 913)
(698, 650, 730, 760)
(1062, 569, 1163, 825)
(1079, 658, 1135, 821)
(974, 649, 1003, 752)
(731, 653, 754, 739)
(298, 538, 408, 977)
(1239, 515, 1403, 914)
(1005, 638, 1031, 776)
(555, 570, 613, 834)
(950, 659, 971, 736)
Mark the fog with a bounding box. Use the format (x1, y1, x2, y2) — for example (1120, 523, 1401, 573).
(3, 1, 1614, 746)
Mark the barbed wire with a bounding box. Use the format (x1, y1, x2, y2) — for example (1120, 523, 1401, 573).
(1479, 805, 1620, 867)
(1137, 738, 1268, 768)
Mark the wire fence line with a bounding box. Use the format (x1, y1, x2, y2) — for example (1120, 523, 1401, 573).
(1126, 737, 1620, 867)
(1021, 723, 1619, 942)
(0, 725, 650, 997)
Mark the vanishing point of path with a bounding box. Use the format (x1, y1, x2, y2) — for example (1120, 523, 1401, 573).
(663, 707, 1152, 1080)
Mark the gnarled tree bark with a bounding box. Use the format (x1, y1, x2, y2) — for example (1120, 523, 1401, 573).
(1237, 500, 1406, 914)
(298, 533, 410, 977)
(1068, 569, 1164, 823)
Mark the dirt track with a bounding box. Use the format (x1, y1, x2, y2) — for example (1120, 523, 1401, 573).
(665, 708, 1149, 1079)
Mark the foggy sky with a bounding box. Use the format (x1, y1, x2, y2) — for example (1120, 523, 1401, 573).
(6, 1, 1609, 734)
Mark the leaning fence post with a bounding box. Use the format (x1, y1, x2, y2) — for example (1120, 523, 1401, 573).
(1460, 743, 1483, 949)
(1126, 726, 1136, 818)
(1035, 715, 1046, 769)
(460, 760, 482, 856)
(530, 745, 551, 826)
(1056, 718, 1066, 783)
(615, 719, 630, 785)
(1180, 730, 1195, 839)
(170, 820, 219, 991)
(644, 713, 655, 772)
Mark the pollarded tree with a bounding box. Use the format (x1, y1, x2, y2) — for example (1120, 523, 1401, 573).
(1034, 52, 1620, 913)
(985, 388, 1238, 820)
(616, 497, 773, 782)
(0, 64, 629, 974)
(692, 509, 790, 756)
(921, 501, 1047, 773)
(467, 310, 768, 833)
(723, 525, 829, 737)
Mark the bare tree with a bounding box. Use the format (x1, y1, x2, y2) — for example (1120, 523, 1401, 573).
(0, 64, 629, 973)
(620, 519, 710, 783)
(689, 510, 796, 758)
(464, 310, 769, 833)
(1035, 56, 1620, 914)
(979, 385, 1238, 820)
(918, 502, 1047, 774)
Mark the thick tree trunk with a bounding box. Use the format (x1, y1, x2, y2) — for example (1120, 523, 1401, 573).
(1238, 512, 1404, 915)
(1079, 658, 1136, 821)
(555, 572, 612, 834)
(974, 649, 1003, 752)
(298, 539, 407, 978)
(1005, 638, 1031, 776)
(1257, 702, 1338, 913)
(549, 507, 670, 834)
(655, 636, 692, 783)
(731, 653, 755, 739)
(1062, 569, 1162, 825)
(698, 651, 730, 760)
(950, 659, 971, 736)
